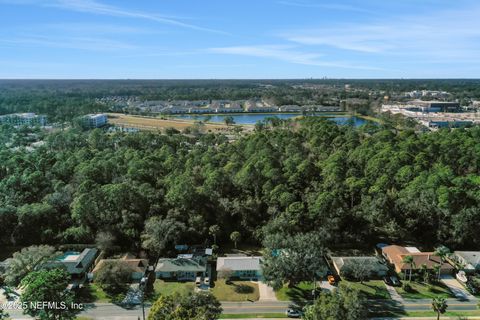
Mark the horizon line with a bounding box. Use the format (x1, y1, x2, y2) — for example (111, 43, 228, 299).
(1, 78, 480, 81)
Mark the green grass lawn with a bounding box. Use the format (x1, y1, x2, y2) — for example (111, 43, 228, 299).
(211, 279, 259, 301)
(275, 281, 314, 302)
(150, 280, 195, 300)
(340, 280, 391, 299)
(395, 281, 453, 299)
(76, 284, 111, 303)
(275, 280, 391, 302)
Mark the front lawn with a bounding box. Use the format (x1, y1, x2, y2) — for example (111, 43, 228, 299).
(151, 280, 195, 300)
(340, 280, 391, 299)
(275, 281, 314, 302)
(395, 281, 453, 299)
(76, 284, 110, 303)
(211, 279, 259, 301)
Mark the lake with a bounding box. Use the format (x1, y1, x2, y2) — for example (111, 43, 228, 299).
(173, 113, 369, 126)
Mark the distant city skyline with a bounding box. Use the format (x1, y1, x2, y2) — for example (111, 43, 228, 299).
(1, 0, 480, 79)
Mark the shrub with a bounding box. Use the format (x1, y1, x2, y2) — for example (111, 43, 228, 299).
(402, 283, 413, 292)
(234, 284, 254, 294)
(94, 261, 132, 295)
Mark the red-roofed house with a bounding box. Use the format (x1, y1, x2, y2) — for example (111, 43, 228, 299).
(382, 245, 454, 275)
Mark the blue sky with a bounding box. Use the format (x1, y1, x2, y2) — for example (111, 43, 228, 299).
(1, 0, 480, 78)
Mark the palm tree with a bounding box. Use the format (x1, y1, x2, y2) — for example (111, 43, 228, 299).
(431, 297, 448, 320)
(209, 225, 220, 245)
(230, 231, 241, 249)
(402, 255, 415, 282)
(434, 246, 451, 281)
(420, 263, 429, 283)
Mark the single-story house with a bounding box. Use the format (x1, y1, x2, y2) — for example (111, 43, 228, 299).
(216, 255, 262, 280)
(155, 257, 207, 281)
(382, 245, 454, 274)
(47, 248, 98, 282)
(92, 253, 149, 281)
(331, 256, 388, 279)
(453, 251, 480, 273)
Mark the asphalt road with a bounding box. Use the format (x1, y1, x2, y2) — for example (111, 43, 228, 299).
(3, 298, 478, 319)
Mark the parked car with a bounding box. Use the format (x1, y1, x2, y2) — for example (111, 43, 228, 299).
(327, 275, 336, 285)
(383, 276, 393, 285)
(195, 277, 202, 287)
(204, 277, 210, 286)
(390, 276, 400, 286)
(286, 308, 302, 318)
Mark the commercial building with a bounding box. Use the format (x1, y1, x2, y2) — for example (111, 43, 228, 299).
(82, 114, 108, 128)
(0, 113, 47, 127)
(407, 101, 461, 113)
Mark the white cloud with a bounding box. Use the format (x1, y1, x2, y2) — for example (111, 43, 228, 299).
(277, 0, 373, 13)
(0, 35, 139, 51)
(1, 0, 228, 34)
(283, 4, 480, 61)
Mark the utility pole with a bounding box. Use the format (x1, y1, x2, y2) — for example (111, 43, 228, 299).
(140, 276, 147, 320)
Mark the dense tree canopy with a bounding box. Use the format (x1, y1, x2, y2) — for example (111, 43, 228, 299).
(4, 245, 58, 286)
(20, 268, 77, 320)
(303, 286, 368, 320)
(148, 292, 222, 320)
(1, 116, 480, 255)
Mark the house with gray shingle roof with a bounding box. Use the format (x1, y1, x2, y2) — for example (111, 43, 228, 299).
(216, 255, 262, 280)
(155, 257, 207, 281)
(48, 248, 98, 282)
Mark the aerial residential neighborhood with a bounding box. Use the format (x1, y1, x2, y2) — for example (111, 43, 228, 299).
(2, 0, 480, 320)
(2, 238, 480, 319)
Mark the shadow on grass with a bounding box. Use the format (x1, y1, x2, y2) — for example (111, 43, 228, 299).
(284, 285, 314, 308)
(367, 299, 407, 318)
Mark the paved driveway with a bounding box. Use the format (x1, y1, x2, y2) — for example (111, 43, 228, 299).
(257, 281, 277, 301)
(441, 274, 476, 301)
(383, 283, 404, 302)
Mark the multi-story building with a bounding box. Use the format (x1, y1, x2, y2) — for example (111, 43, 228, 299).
(82, 114, 108, 128)
(0, 113, 47, 127)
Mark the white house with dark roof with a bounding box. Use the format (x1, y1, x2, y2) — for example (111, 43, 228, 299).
(216, 255, 263, 280)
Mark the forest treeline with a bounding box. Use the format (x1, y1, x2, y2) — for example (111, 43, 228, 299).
(1, 118, 479, 252)
(3, 79, 480, 122)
